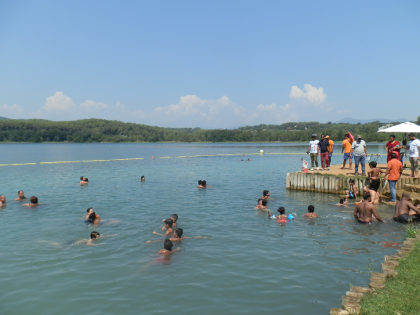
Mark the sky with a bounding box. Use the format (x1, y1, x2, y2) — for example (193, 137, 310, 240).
(0, 0, 419, 128)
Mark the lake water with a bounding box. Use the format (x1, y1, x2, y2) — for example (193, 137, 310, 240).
(0, 143, 406, 314)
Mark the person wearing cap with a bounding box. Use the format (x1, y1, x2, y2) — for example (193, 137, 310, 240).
(385, 134, 401, 162)
(351, 135, 367, 176)
(326, 135, 334, 167)
(318, 134, 330, 170)
(407, 133, 420, 178)
(306, 134, 319, 170)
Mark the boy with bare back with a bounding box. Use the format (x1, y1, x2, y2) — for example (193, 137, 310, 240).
(393, 192, 420, 223)
(367, 161, 383, 204)
(353, 193, 383, 223)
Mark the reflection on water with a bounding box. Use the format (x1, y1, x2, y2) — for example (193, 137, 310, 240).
(0, 143, 407, 314)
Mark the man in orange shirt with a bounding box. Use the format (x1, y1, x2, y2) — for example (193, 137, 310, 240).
(326, 135, 334, 167)
(385, 153, 403, 204)
(341, 134, 352, 169)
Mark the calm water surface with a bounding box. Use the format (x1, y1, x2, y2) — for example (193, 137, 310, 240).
(0, 143, 405, 314)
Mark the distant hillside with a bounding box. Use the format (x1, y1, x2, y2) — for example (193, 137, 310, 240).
(336, 117, 407, 124)
(0, 118, 410, 143)
(0, 116, 9, 120)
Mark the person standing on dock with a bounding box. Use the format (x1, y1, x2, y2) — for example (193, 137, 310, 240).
(351, 135, 367, 176)
(326, 135, 334, 167)
(306, 134, 319, 170)
(407, 133, 420, 178)
(318, 135, 330, 170)
(341, 134, 353, 169)
(385, 153, 403, 204)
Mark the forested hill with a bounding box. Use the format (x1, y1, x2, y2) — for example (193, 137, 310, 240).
(0, 118, 416, 143)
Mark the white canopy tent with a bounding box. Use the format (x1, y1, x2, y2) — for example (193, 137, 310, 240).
(378, 121, 420, 133)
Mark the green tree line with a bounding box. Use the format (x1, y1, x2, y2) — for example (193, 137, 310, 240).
(0, 118, 417, 143)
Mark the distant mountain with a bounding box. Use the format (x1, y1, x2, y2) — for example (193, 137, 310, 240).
(336, 117, 408, 124)
(0, 116, 9, 120)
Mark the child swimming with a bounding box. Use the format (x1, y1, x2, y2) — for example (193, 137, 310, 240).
(255, 199, 268, 210)
(345, 179, 358, 199)
(158, 239, 180, 256)
(303, 205, 319, 218)
(15, 190, 27, 201)
(153, 219, 173, 237)
(23, 196, 40, 207)
(336, 197, 349, 207)
(80, 176, 89, 185)
(162, 214, 178, 230)
(261, 190, 271, 200)
(85, 207, 101, 225)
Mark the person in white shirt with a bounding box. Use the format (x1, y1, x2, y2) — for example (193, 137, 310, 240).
(306, 134, 319, 170)
(407, 133, 420, 178)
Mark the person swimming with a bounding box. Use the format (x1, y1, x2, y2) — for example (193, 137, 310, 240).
(304, 205, 319, 218)
(85, 207, 101, 224)
(346, 179, 358, 199)
(23, 196, 40, 207)
(153, 219, 174, 236)
(162, 214, 178, 230)
(15, 190, 27, 201)
(261, 190, 271, 200)
(72, 231, 101, 246)
(336, 197, 349, 207)
(0, 195, 6, 207)
(268, 206, 286, 219)
(80, 176, 89, 185)
(140, 175, 145, 182)
(255, 199, 268, 210)
(353, 193, 383, 223)
(158, 239, 180, 256)
(198, 180, 207, 189)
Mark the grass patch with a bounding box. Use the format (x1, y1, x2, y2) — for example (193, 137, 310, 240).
(360, 241, 420, 315)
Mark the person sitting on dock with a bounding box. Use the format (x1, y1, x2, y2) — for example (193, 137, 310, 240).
(23, 196, 40, 207)
(304, 205, 319, 218)
(255, 199, 268, 211)
(393, 192, 420, 223)
(341, 134, 353, 170)
(367, 161, 383, 205)
(15, 190, 27, 201)
(306, 134, 319, 170)
(353, 193, 383, 223)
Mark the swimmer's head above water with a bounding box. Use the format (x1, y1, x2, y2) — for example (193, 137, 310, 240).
(164, 239, 174, 251)
(174, 228, 183, 238)
(30, 196, 38, 204)
(277, 207, 285, 215)
(369, 161, 377, 168)
(90, 231, 100, 239)
(170, 214, 178, 222)
(164, 218, 173, 228)
(308, 205, 315, 213)
(263, 190, 270, 197)
(141, 175, 145, 182)
(261, 200, 267, 207)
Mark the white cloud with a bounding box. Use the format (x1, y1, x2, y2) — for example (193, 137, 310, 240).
(290, 83, 327, 105)
(0, 103, 25, 119)
(12, 83, 332, 127)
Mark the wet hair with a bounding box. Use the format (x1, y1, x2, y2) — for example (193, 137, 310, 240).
(164, 218, 173, 228)
(170, 214, 178, 222)
(390, 153, 396, 159)
(84, 178, 88, 182)
(277, 207, 285, 215)
(261, 200, 268, 206)
(174, 228, 183, 238)
(198, 180, 203, 185)
(363, 192, 370, 200)
(308, 205, 315, 213)
(349, 179, 355, 184)
(30, 196, 38, 204)
(18, 190, 24, 194)
(339, 198, 344, 204)
(163, 239, 173, 251)
(369, 161, 377, 168)
(90, 231, 100, 239)
(86, 207, 93, 213)
(80, 176, 84, 180)
(263, 190, 270, 196)
(202, 180, 207, 187)
(257, 198, 262, 204)
(87, 212, 96, 223)
(141, 175, 145, 179)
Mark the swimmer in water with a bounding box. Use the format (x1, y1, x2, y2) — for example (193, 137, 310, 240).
(146, 228, 208, 243)
(158, 239, 180, 256)
(85, 207, 101, 225)
(140, 175, 145, 182)
(255, 199, 268, 211)
(261, 190, 271, 200)
(198, 180, 207, 189)
(304, 205, 319, 218)
(336, 197, 349, 207)
(73, 231, 101, 246)
(268, 206, 287, 219)
(393, 192, 420, 223)
(353, 193, 383, 223)
(15, 190, 27, 201)
(0, 195, 6, 208)
(23, 196, 40, 207)
(162, 214, 178, 230)
(345, 179, 358, 200)
(153, 219, 174, 236)
(80, 176, 89, 185)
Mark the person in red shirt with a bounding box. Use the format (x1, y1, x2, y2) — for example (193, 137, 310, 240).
(385, 134, 401, 162)
(385, 153, 403, 203)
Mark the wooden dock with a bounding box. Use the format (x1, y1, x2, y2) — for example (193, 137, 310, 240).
(286, 164, 420, 197)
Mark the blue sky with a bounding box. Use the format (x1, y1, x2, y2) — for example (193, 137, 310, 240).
(0, 0, 419, 128)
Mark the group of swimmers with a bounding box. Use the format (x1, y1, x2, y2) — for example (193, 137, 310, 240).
(0, 190, 40, 208)
(254, 189, 319, 223)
